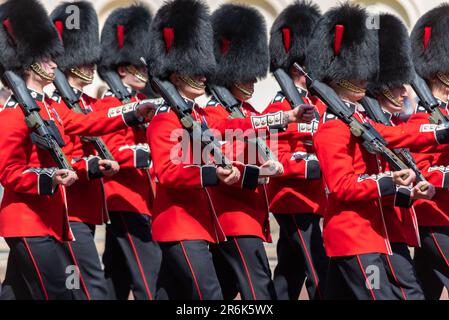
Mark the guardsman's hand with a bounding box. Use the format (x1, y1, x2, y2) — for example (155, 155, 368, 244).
(393, 169, 416, 186)
(259, 160, 284, 177)
(135, 102, 157, 120)
(217, 166, 240, 185)
(99, 160, 120, 177)
(53, 169, 78, 187)
(287, 105, 315, 124)
(411, 181, 436, 200)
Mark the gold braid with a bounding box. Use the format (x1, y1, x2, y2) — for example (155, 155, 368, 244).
(336, 79, 366, 94)
(30, 62, 55, 81)
(125, 65, 148, 83)
(382, 88, 402, 108)
(179, 75, 206, 90)
(70, 67, 94, 83)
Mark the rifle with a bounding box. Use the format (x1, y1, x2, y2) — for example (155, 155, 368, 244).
(150, 76, 233, 170)
(410, 71, 449, 125)
(98, 69, 132, 103)
(294, 63, 413, 178)
(361, 96, 428, 187)
(273, 67, 308, 110)
(3, 70, 73, 171)
(207, 84, 278, 162)
(53, 69, 115, 162)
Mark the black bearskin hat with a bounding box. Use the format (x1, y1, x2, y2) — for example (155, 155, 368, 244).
(147, 0, 216, 79)
(208, 4, 269, 86)
(269, 0, 321, 72)
(305, 2, 378, 83)
(368, 14, 414, 95)
(99, 3, 152, 74)
(410, 3, 449, 79)
(50, 1, 100, 72)
(0, 0, 63, 74)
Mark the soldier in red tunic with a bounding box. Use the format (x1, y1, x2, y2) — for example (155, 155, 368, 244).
(146, 0, 241, 300)
(49, 1, 121, 300)
(364, 13, 435, 300)
(0, 0, 154, 300)
(97, 4, 162, 301)
(263, 1, 328, 300)
(306, 3, 447, 299)
(409, 4, 449, 299)
(201, 4, 286, 300)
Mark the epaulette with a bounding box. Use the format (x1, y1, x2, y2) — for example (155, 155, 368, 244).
(51, 92, 62, 103)
(155, 104, 171, 115)
(322, 112, 338, 123)
(3, 95, 18, 109)
(206, 98, 220, 107)
(271, 91, 285, 104)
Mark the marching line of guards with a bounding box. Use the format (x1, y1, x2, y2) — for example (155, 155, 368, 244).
(1, 0, 449, 300)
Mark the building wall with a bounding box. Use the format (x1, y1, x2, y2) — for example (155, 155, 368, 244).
(40, 0, 448, 110)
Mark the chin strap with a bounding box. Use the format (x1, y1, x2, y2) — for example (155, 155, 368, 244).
(70, 67, 94, 83)
(436, 72, 449, 88)
(382, 88, 403, 108)
(179, 75, 206, 90)
(126, 65, 148, 84)
(336, 79, 366, 94)
(30, 62, 55, 81)
(234, 83, 254, 99)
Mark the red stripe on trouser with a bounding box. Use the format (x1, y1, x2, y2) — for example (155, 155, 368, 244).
(180, 241, 203, 300)
(384, 254, 407, 300)
(429, 228, 449, 267)
(356, 255, 376, 300)
(119, 213, 153, 300)
(22, 238, 49, 300)
(291, 215, 323, 299)
(233, 237, 257, 300)
(66, 242, 91, 300)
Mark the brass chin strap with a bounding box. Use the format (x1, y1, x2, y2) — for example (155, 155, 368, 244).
(30, 62, 55, 81)
(436, 72, 449, 88)
(234, 83, 254, 98)
(336, 79, 366, 94)
(382, 88, 403, 108)
(126, 65, 148, 83)
(70, 67, 94, 83)
(179, 75, 206, 90)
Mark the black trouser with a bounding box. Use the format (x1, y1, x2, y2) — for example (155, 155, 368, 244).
(0, 236, 75, 300)
(64, 221, 111, 300)
(157, 240, 223, 300)
(381, 242, 424, 300)
(273, 213, 328, 300)
(414, 226, 449, 300)
(325, 253, 397, 300)
(210, 236, 276, 300)
(103, 211, 162, 300)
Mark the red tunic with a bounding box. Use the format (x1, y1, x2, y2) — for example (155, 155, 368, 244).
(314, 102, 443, 256)
(408, 101, 449, 227)
(263, 89, 327, 215)
(0, 89, 145, 241)
(203, 99, 271, 242)
(100, 90, 154, 216)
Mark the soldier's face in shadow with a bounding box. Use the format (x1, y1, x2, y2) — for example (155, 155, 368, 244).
(379, 85, 407, 114)
(118, 65, 148, 91)
(231, 80, 256, 101)
(169, 73, 206, 100)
